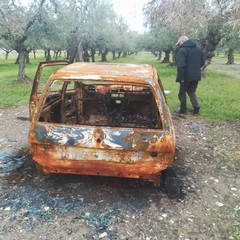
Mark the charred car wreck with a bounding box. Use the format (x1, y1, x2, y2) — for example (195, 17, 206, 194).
(28, 62, 175, 187)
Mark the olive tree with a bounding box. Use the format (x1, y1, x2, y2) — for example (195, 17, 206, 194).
(0, 38, 13, 60)
(57, 0, 121, 63)
(0, 0, 46, 82)
(81, 0, 118, 62)
(220, 0, 240, 64)
(143, 0, 240, 68)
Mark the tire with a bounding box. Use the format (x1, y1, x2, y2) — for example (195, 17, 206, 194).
(161, 167, 181, 199)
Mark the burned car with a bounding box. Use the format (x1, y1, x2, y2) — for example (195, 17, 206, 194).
(28, 62, 175, 186)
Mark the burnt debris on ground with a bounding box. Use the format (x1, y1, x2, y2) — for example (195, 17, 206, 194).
(0, 107, 239, 239)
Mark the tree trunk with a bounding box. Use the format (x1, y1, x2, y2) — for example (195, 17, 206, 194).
(157, 51, 162, 60)
(123, 51, 127, 57)
(17, 50, 28, 82)
(69, 44, 78, 63)
(54, 50, 61, 60)
(15, 50, 31, 64)
(161, 50, 170, 63)
(83, 50, 90, 62)
(90, 48, 96, 62)
(227, 49, 234, 64)
(15, 55, 19, 64)
(201, 24, 222, 74)
(5, 52, 9, 60)
(112, 51, 116, 60)
(54, 50, 58, 60)
(26, 52, 30, 64)
(66, 51, 70, 59)
(117, 51, 122, 58)
(100, 49, 108, 62)
(33, 50, 37, 59)
(46, 48, 51, 61)
(75, 41, 83, 62)
(4, 50, 11, 60)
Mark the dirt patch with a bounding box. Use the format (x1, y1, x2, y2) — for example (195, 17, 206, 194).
(0, 106, 239, 239)
(208, 58, 240, 81)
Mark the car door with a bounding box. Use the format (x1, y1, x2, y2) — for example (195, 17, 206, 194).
(29, 61, 69, 120)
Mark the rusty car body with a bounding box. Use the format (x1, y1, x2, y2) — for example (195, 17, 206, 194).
(28, 61, 175, 186)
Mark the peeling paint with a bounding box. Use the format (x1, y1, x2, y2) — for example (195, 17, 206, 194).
(29, 62, 175, 186)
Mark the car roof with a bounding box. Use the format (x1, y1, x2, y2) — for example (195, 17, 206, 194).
(51, 62, 157, 85)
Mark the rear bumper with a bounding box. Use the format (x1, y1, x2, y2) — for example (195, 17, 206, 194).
(30, 143, 174, 185)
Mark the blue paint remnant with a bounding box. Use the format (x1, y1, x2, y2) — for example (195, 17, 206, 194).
(35, 125, 48, 142)
(34, 123, 165, 150)
(66, 137, 75, 146)
(106, 129, 132, 150)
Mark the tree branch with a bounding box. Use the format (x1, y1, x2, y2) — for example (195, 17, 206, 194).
(25, 0, 46, 32)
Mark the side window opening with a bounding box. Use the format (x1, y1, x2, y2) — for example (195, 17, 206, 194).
(39, 80, 64, 123)
(39, 80, 163, 129)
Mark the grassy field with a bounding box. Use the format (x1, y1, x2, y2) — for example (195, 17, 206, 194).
(0, 51, 239, 121)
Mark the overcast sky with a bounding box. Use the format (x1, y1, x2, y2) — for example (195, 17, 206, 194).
(112, 0, 149, 33)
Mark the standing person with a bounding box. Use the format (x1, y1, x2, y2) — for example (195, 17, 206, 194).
(175, 36, 205, 114)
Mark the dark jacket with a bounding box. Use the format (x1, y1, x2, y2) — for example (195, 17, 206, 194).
(176, 39, 205, 82)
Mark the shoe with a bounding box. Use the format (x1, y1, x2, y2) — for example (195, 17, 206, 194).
(174, 109, 187, 114)
(193, 106, 200, 114)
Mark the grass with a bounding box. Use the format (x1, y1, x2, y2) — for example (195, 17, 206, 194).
(200, 70, 240, 120)
(0, 51, 239, 121)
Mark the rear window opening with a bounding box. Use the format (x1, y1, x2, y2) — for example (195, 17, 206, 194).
(39, 80, 163, 129)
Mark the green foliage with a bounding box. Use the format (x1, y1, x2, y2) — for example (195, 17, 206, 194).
(0, 51, 239, 121)
(231, 228, 240, 240)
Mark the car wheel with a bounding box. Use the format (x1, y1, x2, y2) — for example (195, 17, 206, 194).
(161, 167, 181, 199)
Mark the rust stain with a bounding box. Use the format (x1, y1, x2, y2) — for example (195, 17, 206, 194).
(29, 62, 175, 186)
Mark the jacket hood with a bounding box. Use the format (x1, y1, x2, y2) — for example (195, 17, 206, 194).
(180, 39, 196, 48)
